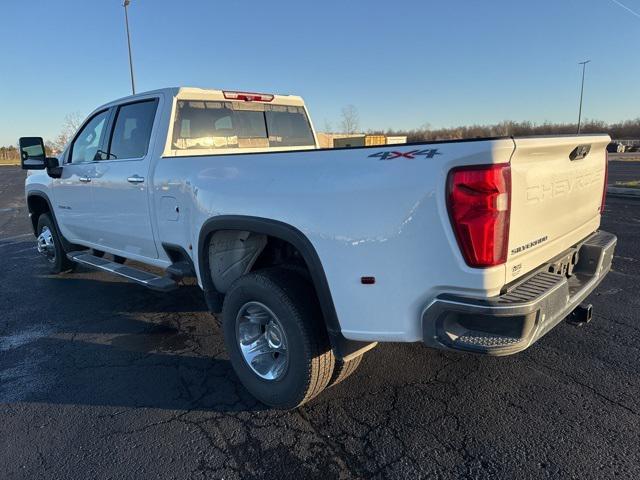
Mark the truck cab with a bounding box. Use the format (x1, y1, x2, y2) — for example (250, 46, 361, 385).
(25, 87, 319, 267)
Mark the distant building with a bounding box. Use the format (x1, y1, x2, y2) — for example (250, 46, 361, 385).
(386, 136, 408, 145)
(316, 133, 407, 149)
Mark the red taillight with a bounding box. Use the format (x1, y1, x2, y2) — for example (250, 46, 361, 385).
(600, 151, 608, 213)
(223, 91, 274, 102)
(446, 163, 511, 268)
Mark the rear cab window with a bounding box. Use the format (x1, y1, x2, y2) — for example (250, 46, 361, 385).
(168, 97, 316, 155)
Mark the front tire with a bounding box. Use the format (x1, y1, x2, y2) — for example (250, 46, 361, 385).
(222, 268, 335, 409)
(36, 213, 74, 274)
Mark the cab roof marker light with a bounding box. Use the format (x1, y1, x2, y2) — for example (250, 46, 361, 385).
(223, 91, 274, 102)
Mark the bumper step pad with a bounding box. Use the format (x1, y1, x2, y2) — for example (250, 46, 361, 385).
(422, 230, 617, 355)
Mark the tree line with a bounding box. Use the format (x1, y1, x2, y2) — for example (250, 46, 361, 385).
(374, 118, 640, 143)
(0, 144, 58, 162)
(0, 113, 84, 162)
(0, 146, 20, 162)
(3, 116, 639, 161)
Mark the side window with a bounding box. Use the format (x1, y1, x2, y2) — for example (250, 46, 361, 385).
(108, 99, 158, 160)
(69, 110, 109, 164)
(265, 107, 315, 147)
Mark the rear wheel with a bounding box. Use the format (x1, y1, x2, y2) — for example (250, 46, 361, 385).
(222, 268, 335, 409)
(36, 213, 74, 274)
(328, 354, 363, 387)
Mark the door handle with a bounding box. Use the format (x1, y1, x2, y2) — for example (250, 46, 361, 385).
(127, 175, 145, 184)
(79, 176, 91, 183)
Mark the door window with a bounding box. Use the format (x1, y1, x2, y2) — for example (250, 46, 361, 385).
(69, 110, 109, 163)
(108, 99, 159, 160)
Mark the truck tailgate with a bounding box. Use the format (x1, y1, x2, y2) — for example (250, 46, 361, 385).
(506, 135, 609, 282)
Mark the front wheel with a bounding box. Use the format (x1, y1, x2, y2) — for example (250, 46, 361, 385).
(36, 213, 74, 274)
(222, 268, 335, 409)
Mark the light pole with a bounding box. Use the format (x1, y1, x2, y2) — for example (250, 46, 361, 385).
(577, 60, 590, 134)
(123, 0, 136, 95)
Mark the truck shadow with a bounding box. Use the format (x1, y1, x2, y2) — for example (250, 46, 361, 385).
(9, 334, 268, 413)
(2, 243, 475, 415)
(43, 275, 211, 314)
(2, 261, 269, 412)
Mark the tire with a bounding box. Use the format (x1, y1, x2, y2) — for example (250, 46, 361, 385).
(222, 268, 335, 409)
(36, 213, 74, 274)
(328, 354, 363, 387)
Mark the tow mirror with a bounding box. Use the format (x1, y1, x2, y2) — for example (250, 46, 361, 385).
(19, 137, 62, 178)
(19, 137, 46, 170)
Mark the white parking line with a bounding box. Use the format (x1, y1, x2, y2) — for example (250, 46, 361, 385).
(0, 233, 31, 241)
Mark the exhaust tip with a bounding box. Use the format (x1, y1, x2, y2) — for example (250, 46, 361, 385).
(567, 303, 593, 326)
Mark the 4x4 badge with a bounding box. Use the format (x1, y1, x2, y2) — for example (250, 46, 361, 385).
(368, 149, 441, 160)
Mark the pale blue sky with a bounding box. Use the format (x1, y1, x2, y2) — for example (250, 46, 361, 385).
(1, 0, 639, 145)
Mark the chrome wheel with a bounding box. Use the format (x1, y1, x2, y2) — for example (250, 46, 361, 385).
(37, 226, 56, 263)
(236, 301, 289, 381)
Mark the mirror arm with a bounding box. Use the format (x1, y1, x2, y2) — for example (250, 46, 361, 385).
(45, 157, 62, 179)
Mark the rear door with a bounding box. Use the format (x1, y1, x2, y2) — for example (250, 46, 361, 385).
(506, 135, 609, 281)
(90, 97, 160, 259)
(53, 109, 110, 243)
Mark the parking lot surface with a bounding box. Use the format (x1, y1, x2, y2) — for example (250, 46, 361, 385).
(609, 160, 640, 186)
(1, 165, 640, 479)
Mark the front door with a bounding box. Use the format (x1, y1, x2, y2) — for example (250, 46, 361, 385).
(53, 109, 110, 243)
(90, 98, 159, 259)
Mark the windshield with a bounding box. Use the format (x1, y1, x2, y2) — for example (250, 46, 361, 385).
(171, 100, 315, 150)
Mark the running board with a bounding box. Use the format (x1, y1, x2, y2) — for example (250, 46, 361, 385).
(67, 252, 178, 292)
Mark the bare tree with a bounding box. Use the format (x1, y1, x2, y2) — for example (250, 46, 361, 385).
(322, 119, 333, 133)
(50, 112, 84, 153)
(340, 105, 360, 135)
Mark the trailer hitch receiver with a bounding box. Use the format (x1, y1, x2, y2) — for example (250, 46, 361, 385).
(568, 303, 593, 326)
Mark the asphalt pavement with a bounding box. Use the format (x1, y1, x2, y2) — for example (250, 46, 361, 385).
(1, 165, 640, 479)
(609, 160, 640, 186)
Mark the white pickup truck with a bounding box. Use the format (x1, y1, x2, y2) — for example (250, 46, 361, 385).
(20, 87, 616, 408)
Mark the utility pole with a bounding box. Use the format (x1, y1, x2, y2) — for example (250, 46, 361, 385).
(123, 0, 136, 95)
(577, 60, 590, 134)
